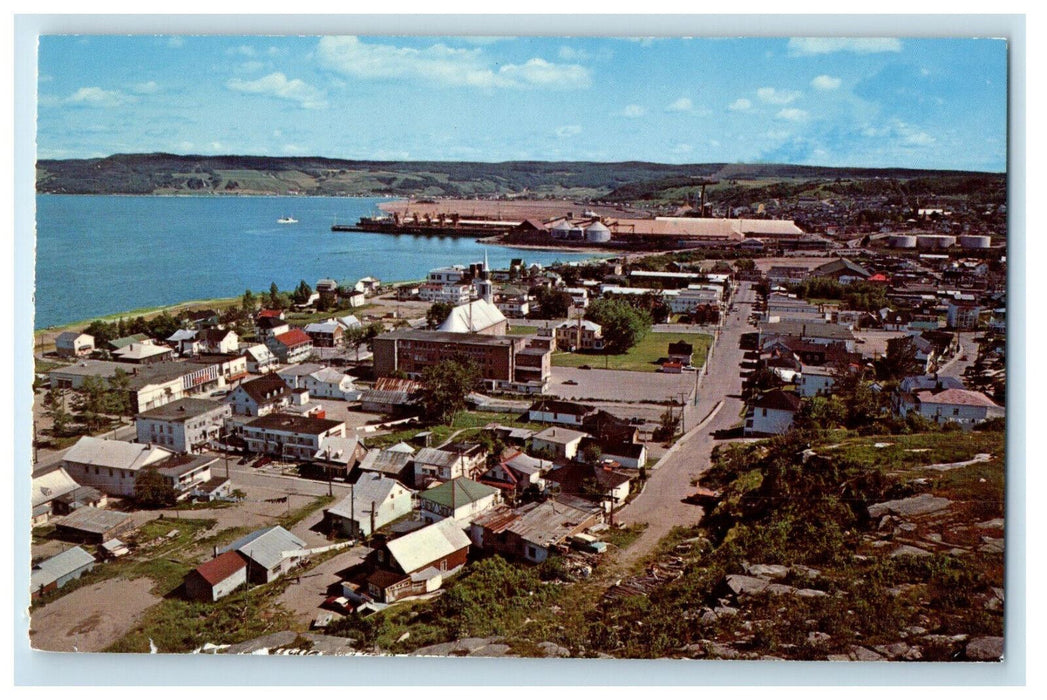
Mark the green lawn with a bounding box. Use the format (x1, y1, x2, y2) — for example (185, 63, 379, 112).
(552, 331, 713, 373)
(506, 325, 538, 336)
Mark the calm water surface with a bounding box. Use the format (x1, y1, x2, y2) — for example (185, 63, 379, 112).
(35, 195, 598, 329)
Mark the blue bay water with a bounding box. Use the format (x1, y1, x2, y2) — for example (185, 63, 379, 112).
(34, 195, 599, 329)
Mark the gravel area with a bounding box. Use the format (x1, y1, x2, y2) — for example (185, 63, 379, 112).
(30, 577, 160, 652)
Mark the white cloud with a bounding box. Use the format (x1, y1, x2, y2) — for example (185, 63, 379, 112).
(757, 87, 801, 105)
(728, 98, 752, 111)
(776, 108, 808, 121)
(131, 81, 160, 94)
(65, 86, 133, 107)
(558, 46, 590, 61)
(555, 125, 582, 138)
(620, 104, 646, 118)
(666, 97, 693, 112)
(811, 75, 842, 91)
(228, 45, 256, 57)
(498, 58, 591, 89)
(862, 119, 936, 148)
(316, 36, 590, 90)
(226, 72, 328, 109)
(787, 38, 903, 56)
(281, 144, 305, 154)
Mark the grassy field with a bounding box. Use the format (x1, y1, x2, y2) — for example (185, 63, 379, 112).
(552, 331, 713, 372)
(506, 325, 538, 336)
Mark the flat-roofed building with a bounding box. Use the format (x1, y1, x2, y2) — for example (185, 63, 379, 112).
(136, 398, 232, 453)
(242, 413, 347, 461)
(373, 329, 550, 393)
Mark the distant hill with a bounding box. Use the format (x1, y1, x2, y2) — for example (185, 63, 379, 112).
(35, 153, 1002, 200)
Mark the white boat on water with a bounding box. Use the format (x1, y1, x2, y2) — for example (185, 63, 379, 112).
(277, 216, 298, 224)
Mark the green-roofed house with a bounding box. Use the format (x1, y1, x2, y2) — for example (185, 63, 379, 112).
(108, 333, 150, 350)
(419, 477, 501, 526)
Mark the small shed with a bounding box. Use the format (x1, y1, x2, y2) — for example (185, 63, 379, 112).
(53, 507, 135, 543)
(30, 546, 96, 598)
(184, 550, 249, 602)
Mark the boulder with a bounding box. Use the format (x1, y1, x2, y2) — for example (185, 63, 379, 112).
(868, 494, 952, 520)
(891, 544, 932, 558)
(852, 646, 886, 662)
(965, 636, 1004, 661)
(538, 641, 571, 658)
(744, 563, 790, 580)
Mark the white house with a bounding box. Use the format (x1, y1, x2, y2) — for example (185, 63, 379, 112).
(744, 390, 802, 436)
(531, 427, 590, 461)
(899, 388, 1004, 428)
(797, 365, 836, 398)
(241, 413, 347, 461)
(135, 398, 233, 453)
(226, 374, 293, 416)
(412, 444, 486, 485)
(55, 332, 94, 358)
(61, 437, 174, 497)
(323, 473, 415, 537)
(242, 344, 279, 374)
(419, 477, 502, 525)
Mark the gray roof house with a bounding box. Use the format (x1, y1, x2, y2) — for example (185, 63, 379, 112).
(219, 526, 307, 583)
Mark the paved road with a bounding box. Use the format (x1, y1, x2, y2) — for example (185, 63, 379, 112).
(615, 282, 756, 568)
(936, 331, 979, 379)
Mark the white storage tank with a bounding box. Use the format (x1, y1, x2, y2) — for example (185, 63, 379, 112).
(567, 226, 585, 241)
(959, 235, 991, 249)
(888, 235, 917, 249)
(585, 221, 612, 243)
(917, 235, 954, 249)
(550, 220, 571, 239)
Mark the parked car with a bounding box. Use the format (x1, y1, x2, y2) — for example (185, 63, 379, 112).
(578, 365, 592, 370)
(563, 379, 578, 385)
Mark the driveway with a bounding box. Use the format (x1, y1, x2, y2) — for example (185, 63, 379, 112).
(276, 546, 370, 626)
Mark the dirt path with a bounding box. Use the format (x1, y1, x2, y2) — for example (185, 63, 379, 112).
(29, 578, 160, 652)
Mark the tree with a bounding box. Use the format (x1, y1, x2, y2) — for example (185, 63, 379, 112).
(134, 468, 176, 508)
(268, 282, 284, 310)
(581, 442, 603, 465)
(148, 312, 181, 340)
(426, 302, 455, 328)
(292, 280, 313, 305)
(73, 376, 109, 432)
(532, 288, 573, 319)
(585, 298, 652, 354)
(241, 289, 257, 315)
(43, 386, 72, 437)
(653, 406, 680, 442)
(880, 336, 921, 380)
(105, 369, 133, 415)
(734, 258, 757, 272)
(420, 358, 480, 423)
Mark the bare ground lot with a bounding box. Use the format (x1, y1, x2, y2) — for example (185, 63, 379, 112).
(29, 577, 160, 652)
(546, 366, 697, 404)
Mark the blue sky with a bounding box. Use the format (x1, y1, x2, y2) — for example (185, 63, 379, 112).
(37, 35, 1007, 171)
